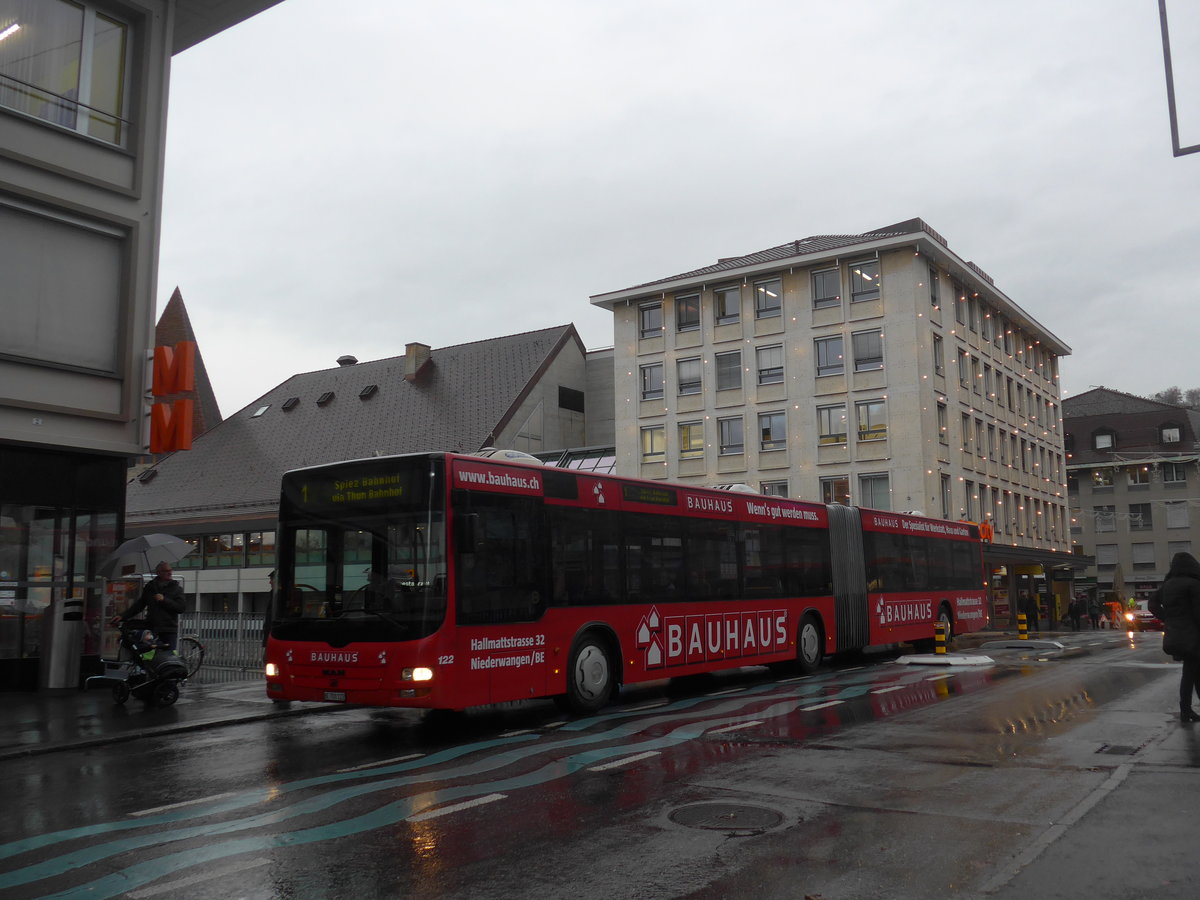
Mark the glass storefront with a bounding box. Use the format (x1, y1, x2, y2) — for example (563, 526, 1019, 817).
(0, 447, 124, 689)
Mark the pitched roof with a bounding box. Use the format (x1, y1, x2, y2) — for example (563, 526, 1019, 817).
(1062, 387, 1183, 416)
(127, 324, 582, 525)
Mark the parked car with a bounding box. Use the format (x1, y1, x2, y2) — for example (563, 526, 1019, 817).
(1125, 600, 1164, 632)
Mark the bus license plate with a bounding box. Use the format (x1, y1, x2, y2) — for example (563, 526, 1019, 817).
(324, 691, 346, 702)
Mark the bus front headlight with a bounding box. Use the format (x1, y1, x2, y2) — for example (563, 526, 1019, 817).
(403, 667, 434, 682)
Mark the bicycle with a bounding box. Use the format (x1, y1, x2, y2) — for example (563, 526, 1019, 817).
(176, 635, 206, 679)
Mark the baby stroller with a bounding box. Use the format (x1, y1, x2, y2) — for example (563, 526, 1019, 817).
(86, 621, 190, 707)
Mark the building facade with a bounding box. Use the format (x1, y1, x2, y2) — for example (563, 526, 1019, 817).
(1065, 388, 1200, 606)
(591, 218, 1078, 624)
(0, 0, 283, 689)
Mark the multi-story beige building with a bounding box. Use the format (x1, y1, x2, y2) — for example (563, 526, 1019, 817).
(591, 218, 1078, 624)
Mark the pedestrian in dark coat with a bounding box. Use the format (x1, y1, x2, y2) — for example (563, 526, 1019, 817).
(1158, 551, 1200, 723)
(112, 562, 186, 650)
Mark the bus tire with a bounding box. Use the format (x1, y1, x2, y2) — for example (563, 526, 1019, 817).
(797, 613, 823, 675)
(914, 604, 954, 653)
(563, 632, 615, 714)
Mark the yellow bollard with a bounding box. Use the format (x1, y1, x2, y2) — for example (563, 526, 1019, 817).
(1017, 612, 1028, 640)
(934, 622, 947, 655)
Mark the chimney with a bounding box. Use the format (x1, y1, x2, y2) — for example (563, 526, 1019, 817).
(404, 342, 431, 382)
(336, 355, 358, 367)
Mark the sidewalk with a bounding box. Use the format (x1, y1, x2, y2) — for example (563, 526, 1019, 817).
(0, 678, 337, 761)
(0, 628, 1121, 761)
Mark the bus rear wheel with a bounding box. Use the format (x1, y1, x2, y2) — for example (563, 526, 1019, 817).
(561, 633, 615, 714)
(797, 613, 823, 674)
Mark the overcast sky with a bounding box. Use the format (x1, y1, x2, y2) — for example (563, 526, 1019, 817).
(158, 0, 1200, 418)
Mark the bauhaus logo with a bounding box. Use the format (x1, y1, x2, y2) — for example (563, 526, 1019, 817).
(635, 605, 788, 670)
(873, 597, 933, 627)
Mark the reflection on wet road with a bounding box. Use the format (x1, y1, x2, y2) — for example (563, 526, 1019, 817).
(0, 639, 1168, 899)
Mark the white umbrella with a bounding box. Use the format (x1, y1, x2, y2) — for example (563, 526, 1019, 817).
(97, 534, 194, 579)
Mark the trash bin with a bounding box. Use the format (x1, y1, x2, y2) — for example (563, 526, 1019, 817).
(39, 595, 85, 690)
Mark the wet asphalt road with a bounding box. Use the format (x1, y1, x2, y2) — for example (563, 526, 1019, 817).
(2, 630, 1194, 899)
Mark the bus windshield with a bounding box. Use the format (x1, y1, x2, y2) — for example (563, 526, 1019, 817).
(273, 458, 446, 641)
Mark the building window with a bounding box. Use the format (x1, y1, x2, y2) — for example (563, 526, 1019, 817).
(928, 266, 939, 307)
(1132, 543, 1156, 570)
(761, 480, 788, 498)
(1127, 465, 1151, 486)
(937, 402, 948, 445)
(954, 283, 967, 324)
(675, 294, 700, 332)
(714, 286, 740, 325)
(818, 404, 848, 445)
(1169, 540, 1193, 559)
(641, 425, 665, 461)
(1093, 468, 1114, 487)
(1162, 424, 1182, 443)
(718, 417, 744, 455)
(1093, 430, 1115, 450)
(756, 345, 784, 384)
(981, 306, 992, 341)
(759, 411, 786, 451)
(858, 473, 890, 510)
(1166, 500, 1190, 529)
(963, 480, 976, 521)
(0, 1, 131, 145)
(754, 277, 782, 318)
(678, 421, 704, 459)
(941, 474, 952, 519)
(815, 335, 844, 377)
(639, 363, 663, 400)
(677, 357, 702, 395)
(849, 260, 880, 302)
(961, 413, 972, 453)
(247, 531, 276, 566)
(1129, 503, 1152, 531)
(822, 475, 850, 505)
(857, 399, 887, 442)
(1096, 544, 1118, 568)
(1163, 462, 1188, 483)
(715, 350, 742, 391)
(812, 268, 840, 308)
(639, 302, 663, 338)
(852, 329, 883, 372)
(971, 356, 981, 393)
(958, 350, 970, 388)
(933, 335, 944, 375)
(204, 534, 244, 568)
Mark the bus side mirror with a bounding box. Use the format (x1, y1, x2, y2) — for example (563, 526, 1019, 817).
(456, 514, 478, 553)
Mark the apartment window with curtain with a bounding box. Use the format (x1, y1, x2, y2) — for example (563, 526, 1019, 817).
(754, 277, 782, 318)
(641, 425, 665, 461)
(1163, 462, 1188, 484)
(1132, 542, 1156, 571)
(1166, 500, 1190, 529)
(675, 294, 700, 332)
(715, 350, 741, 391)
(815, 335, 844, 377)
(852, 329, 883, 372)
(1094, 505, 1116, 533)
(677, 357, 701, 395)
(1129, 503, 1152, 530)
(0, 1, 131, 145)
(678, 421, 704, 459)
(756, 344, 784, 384)
(859, 473, 890, 510)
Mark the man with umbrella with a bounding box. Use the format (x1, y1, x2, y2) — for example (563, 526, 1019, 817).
(111, 562, 186, 650)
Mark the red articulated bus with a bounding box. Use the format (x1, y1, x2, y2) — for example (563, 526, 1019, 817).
(263, 451, 986, 713)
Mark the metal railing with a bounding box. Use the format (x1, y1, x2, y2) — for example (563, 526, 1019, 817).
(178, 612, 265, 684)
